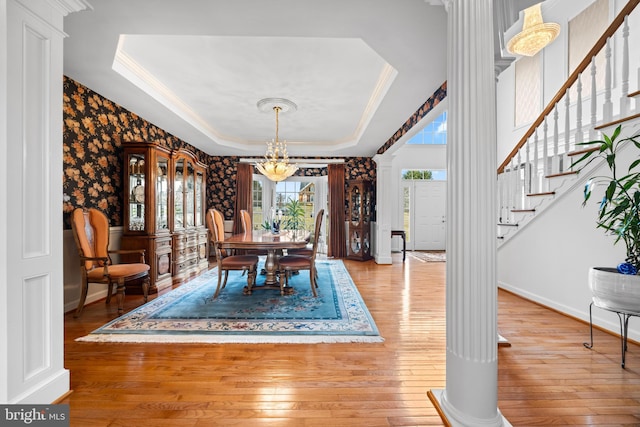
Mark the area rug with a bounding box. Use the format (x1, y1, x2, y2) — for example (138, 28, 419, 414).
(407, 251, 446, 262)
(76, 259, 383, 344)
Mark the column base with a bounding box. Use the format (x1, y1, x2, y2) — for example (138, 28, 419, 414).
(428, 389, 511, 427)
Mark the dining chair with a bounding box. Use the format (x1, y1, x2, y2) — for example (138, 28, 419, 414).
(277, 209, 324, 297)
(240, 209, 269, 259)
(70, 207, 150, 317)
(207, 208, 259, 298)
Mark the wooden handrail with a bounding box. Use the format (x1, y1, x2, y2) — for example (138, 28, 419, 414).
(497, 0, 640, 173)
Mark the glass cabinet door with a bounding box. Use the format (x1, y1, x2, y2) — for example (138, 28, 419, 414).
(156, 155, 169, 231)
(128, 153, 146, 231)
(350, 185, 361, 225)
(174, 158, 184, 229)
(185, 160, 195, 227)
(195, 170, 203, 226)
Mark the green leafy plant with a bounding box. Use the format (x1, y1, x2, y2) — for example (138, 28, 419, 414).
(572, 125, 640, 273)
(283, 198, 305, 231)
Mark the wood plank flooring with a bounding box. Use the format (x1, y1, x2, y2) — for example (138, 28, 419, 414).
(62, 255, 640, 426)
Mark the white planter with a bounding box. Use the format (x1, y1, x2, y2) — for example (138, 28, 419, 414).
(589, 267, 640, 314)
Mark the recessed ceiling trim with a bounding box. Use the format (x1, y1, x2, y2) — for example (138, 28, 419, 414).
(113, 36, 243, 145)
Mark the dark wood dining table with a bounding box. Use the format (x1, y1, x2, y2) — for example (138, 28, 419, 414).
(219, 230, 310, 293)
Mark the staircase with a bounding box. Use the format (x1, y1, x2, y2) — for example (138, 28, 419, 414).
(497, 0, 640, 244)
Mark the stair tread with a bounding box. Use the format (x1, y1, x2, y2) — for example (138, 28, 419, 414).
(546, 171, 578, 179)
(568, 146, 599, 156)
(527, 191, 556, 197)
(595, 112, 640, 130)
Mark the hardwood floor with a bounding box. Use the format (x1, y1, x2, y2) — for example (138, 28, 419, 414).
(62, 255, 640, 426)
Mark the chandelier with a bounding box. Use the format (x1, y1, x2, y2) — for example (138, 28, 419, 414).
(507, 3, 560, 57)
(255, 98, 298, 182)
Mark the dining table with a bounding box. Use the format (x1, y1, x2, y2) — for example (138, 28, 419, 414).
(219, 229, 310, 294)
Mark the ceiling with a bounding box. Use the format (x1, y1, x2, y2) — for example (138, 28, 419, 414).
(63, 0, 448, 157)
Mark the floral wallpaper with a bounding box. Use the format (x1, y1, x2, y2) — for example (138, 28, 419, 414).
(63, 77, 377, 228)
(377, 81, 447, 155)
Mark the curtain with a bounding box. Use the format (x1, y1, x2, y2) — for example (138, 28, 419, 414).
(233, 162, 253, 235)
(328, 163, 346, 258)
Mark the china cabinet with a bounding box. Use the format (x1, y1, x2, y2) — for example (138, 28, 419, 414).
(346, 179, 373, 261)
(171, 149, 209, 284)
(121, 143, 208, 293)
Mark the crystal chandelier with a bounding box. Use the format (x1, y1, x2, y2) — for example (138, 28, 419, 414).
(255, 98, 298, 182)
(507, 3, 560, 57)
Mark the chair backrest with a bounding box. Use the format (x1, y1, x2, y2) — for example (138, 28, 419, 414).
(310, 209, 325, 259)
(240, 209, 252, 233)
(70, 208, 110, 271)
(207, 208, 227, 258)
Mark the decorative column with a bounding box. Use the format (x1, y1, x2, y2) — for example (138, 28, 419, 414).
(1, 0, 90, 404)
(372, 154, 392, 264)
(429, 0, 508, 425)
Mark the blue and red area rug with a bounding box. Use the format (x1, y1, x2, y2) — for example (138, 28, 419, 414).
(77, 259, 383, 344)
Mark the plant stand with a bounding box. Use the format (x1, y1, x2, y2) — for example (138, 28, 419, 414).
(583, 301, 640, 368)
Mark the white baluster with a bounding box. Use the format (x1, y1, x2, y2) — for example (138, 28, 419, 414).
(516, 149, 522, 209)
(553, 104, 559, 174)
(590, 57, 598, 140)
(533, 129, 540, 194)
(575, 73, 583, 146)
(621, 16, 630, 117)
(564, 89, 571, 172)
(543, 117, 549, 191)
(510, 157, 516, 223)
(525, 136, 531, 198)
(603, 37, 613, 122)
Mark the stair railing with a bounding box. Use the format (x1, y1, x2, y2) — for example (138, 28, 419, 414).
(497, 0, 640, 237)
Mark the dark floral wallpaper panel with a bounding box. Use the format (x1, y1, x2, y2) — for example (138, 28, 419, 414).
(63, 77, 377, 229)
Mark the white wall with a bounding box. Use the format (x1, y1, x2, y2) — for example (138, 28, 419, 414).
(496, 0, 640, 342)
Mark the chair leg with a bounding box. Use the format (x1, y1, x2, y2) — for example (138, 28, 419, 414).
(74, 279, 89, 318)
(115, 278, 126, 314)
(309, 268, 317, 297)
(222, 271, 230, 289)
(214, 268, 223, 298)
(105, 281, 113, 304)
(142, 275, 150, 303)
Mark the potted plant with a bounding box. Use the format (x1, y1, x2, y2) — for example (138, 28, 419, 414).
(572, 124, 640, 312)
(283, 198, 306, 233)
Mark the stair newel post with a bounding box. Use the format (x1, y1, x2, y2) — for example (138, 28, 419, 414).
(621, 16, 630, 117)
(563, 88, 571, 172)
(603, 37, 613, 122)
(533, 129, 540, 194)
(575, 74, 584, 148)
(552, 104, 560, 175)
(543, 117, 549, 191)
(590, 57, 598, 141)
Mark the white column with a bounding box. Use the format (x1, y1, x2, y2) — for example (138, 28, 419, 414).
(372, 154, 392, 264)
(1, 0, 90, 404)
(431, 0, 507, 425)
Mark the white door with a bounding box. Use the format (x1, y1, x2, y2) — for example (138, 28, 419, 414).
(412, 180, 446, 250)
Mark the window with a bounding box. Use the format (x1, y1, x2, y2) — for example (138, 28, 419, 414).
(402, 169, 447, 180)
(251, 180, 264, 230)
(275, 181, 316, 231)
(406, 111, 447, 145)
